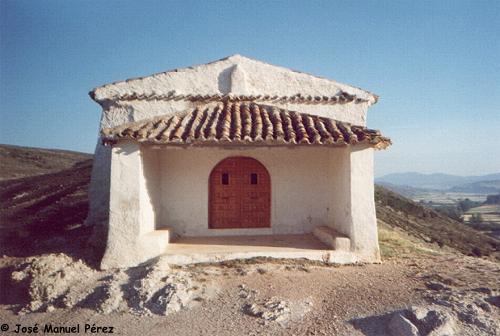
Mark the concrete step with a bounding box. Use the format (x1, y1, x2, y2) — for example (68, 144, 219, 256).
(312, 226, 351, 251)
(144, 227, 172, 242)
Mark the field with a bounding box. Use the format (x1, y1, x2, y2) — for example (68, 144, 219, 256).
(464, 204, 500, 222)
(411, 191, 487, 205)
(388, 186, 500, 238)
(463, 205, 500, 238)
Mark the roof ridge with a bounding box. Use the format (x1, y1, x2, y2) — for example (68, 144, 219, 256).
(99, 90, 368, 105)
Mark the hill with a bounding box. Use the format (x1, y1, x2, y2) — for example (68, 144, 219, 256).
(375, 182, 433, 198)
(0, 145, 498, 261)
(0, 144, 92, 180)
(375, 185, 499, 258)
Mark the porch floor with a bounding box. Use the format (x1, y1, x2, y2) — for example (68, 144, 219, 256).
(160, 234, 351, 265)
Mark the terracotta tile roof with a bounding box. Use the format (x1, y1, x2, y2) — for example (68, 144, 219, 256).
(101, 102, 391, 149)
(97, 90, 368, 105)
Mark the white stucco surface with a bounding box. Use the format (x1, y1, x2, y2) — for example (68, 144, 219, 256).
(348, 148, 380, 261)
(101, 141, 169, 269)
(157, 146, 343, 236)
(92, 55, 377, 105)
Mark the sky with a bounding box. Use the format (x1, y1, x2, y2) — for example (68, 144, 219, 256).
(1, 0, 499, 177)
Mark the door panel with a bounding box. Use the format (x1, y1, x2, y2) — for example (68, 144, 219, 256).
(209, 157, 270, 229)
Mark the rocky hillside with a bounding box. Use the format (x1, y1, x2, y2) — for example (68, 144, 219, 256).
(0, 144, 91, 180)
(0, 145, 498, 261)
(0, 146, 94, 261)
(375, 186, 499, 259)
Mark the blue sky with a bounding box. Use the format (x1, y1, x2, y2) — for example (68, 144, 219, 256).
(1, 0, 499, 176)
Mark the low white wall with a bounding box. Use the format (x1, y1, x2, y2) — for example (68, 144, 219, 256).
(349, 147, 380, 261)
(101, 141, 168, 269)
(153, 146, 351, 237)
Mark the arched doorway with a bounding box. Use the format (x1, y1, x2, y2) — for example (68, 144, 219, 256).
(209, 156, 271, 229)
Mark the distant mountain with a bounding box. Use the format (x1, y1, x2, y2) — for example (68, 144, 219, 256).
(449, 180, 500, 194)
(376, 172, 500, 190)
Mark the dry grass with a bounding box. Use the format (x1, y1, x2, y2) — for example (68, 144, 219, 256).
(378, 221, 437, 259)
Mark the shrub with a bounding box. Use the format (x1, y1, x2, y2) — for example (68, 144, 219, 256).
(469, 213, 483, 225)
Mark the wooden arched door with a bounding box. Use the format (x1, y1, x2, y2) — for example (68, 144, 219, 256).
(209, 157, 271, 229)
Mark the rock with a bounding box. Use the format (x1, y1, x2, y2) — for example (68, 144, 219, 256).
(457, 311, 486, 329)
(10, 254, 95, 313)
(243, 298, 294, 326)
(421, 309, 455, 336)
(426, 282, 449, 291)
(457, 306, 488, 330)
(474, 299, 491, 312)
(427, 314, 456, 336)
(470, 287, 492, 295)
(388, 313, 420, 336)
(238, 285, 257, 299)
(243, 303, 262, 317)
(485, 295, 500, 308)
(408, 306, 456, 336)
(433, 299, 453, 308)
(410, 306, 429, 320)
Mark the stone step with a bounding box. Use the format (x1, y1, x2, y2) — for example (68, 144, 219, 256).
(144, 227, 172, 242)
(313, 226, 351, 251)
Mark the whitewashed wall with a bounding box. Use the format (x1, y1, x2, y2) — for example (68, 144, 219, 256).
(138, 146, 351, 237)
(101, 141, 169, 269)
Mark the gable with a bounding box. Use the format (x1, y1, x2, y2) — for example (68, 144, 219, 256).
(90, 55, 378, 105)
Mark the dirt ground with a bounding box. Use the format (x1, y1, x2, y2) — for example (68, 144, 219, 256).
(0, 240, 498, 335)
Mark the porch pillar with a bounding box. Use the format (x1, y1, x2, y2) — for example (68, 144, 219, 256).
(100, 141, 169, 269)
(349, 147, 381, 262)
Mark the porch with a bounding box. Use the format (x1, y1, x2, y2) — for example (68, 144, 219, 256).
(161, 233, 356, 265)
(101, 141, 381, 269)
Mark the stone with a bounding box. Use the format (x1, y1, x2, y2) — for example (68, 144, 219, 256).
(426, 282, 449, 291)
(474, 299, 491, 312)
(243, 303, 262, 317)
(470, 287, 492, 295)
(485, 295, 500, 308)
(388, 313, 420, 336)
(408, 306, 456, 336)
(427, 313, 456, 336)
(410, 306, 429, 320)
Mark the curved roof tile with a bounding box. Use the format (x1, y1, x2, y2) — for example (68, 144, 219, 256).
(101, 102, 391, 149)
